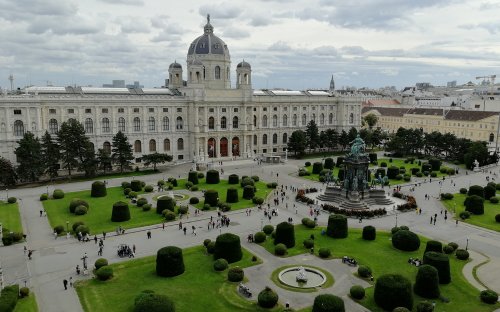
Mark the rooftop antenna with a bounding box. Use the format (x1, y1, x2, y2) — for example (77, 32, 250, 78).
(8, 73, 13, 91)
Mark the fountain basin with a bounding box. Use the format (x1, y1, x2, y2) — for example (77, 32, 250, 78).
(278, 266, 326, 289)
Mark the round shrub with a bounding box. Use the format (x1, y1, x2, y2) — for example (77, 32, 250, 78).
(72, 221, 85, 232)
(7, 197, 16, 204)
(443, 245, 454, 254)
(459, 211, 471, 219)
(240, 177, 255, 188)
(455, 249, 469, 260)
(496, 214, 500, 222)
(228, 174, 239, 184)
(424, 240, 443, 254)
(327, 214, 348, 238)
(395, 174, 403, 180)
(213, 258, 229, 271)
(122, 181, 131, 189)
(303, 239, 314, 249)
(414, 265, 440, 298)
(197, 172, 204, 179)
(91, 181, 107, 197)
(391, 226, 401, 235)
(362, 225, 376, 240)
(387, 166, 400, 179)
(228, 266, 244, 282)
(350, 285, 365, 300)
(305, 161, 311, 166)
(144, 185, 154, 192)
(206, 241, 216, 254)
(312, 294, 345, 312)
(302, 218, 316, 228)
(423, 251, 451, 284)
(214, 233, 242, 263)
(156, 196, 176, 214)
(75, 225, 90, 235)
(142, 204, 152, 211)
(468, 185, 484, 197)
(133, 291, 175, 312)
(251, 175, 260, 182)
(95, 266, 113, 281)
(54, 225, 64, 234)
(185, 181, 193, 190)
(189, 197, 199, 204)
(163, 210, 175, 221)
(226, 188, 239, 203)
(448, 242, 459, 250)
(128, 191, 138, 199)
(204, 189, 219, 207)
(69, 198, 89, 213)
(202, 204, 210, 211)
(136, 197, 148, 207)
(53, 189, 65, 199)
(464, 195, 484, 215)
(416, 301, 435, 312)
(124, 188, 132, 196)
(392, 230, 421, 251)
(484, 185, 496, 200)
(40, 193, 48, 201)
(156, 246, 185, 277)
(459, 187, 468, 194)
(254, 231, 266, 243)
(275, 243, 287, 256)
(257, 287, 279, 308)
(274, 222, 295, 248)
(430, 172, 437, 178)
(242, 185, 255, 199)
(490, 196, 499, 204)
(191, 186, 198, 191)
(111, 201, 131, 222)
(374, 274, 413, 311)
(75, 205, 88, 215)
(358, 265, 372, 278)
(267, 182, 278, 189)
(318, 248, 331, 258)
(176, 205, 187, 215)
(312, 162, 323, 174)
(480, 289, 499, 304)
(187, 171, 199, 185)
(95, 258, 109, 270)
(130, 180, 142, 192)
(263, 225, 274, 235)
(252, 197, 264, 205)
(19, 287, 30, 298)
(206, 170, 220, 184)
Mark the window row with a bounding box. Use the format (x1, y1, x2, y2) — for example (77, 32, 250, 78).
(131, 138, 183, 153)
(208, 116, 239, 129)
(255, 113, 336, 127)
(253, 133, 288, 145)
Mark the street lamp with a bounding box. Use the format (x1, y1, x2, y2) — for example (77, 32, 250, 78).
(5, 189, 8, 199)
(395, 212, 398, 227)
(46, 185, 49, 196)
(66, 221, 69, 233)
(81, 253, 88, 270)
(466, 238, 469, 251)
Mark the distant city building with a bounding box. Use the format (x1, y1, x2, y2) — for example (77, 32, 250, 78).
(416, 82, 432, 90)
(447, 80, 457, 88)
(102, 80, 144, 88)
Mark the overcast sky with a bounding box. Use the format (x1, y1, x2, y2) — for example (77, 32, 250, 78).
(0, 0, 499, 90)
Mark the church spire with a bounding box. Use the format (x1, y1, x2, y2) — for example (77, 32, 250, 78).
(329, 75, 335, 92)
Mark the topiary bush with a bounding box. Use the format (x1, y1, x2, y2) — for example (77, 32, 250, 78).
(464, 195, 484, 215)
(136, 197, 148, 207)
(240, 177, 255, 188)
(133, 291, 175, 312)
(75, 205, 88, 215)
(490, 196, 499, 204)
(424, 240, 443, 254)
(324, 157, 335, 169)
(392, 230, 420, 251)
(124, 188, 132, 196)
(122, 181, 131, 189)
(76, 224, 90, 235)
(40, 193, 48, 201)
(188, 171, 199, 185)
(267, 182, 278, 189)
(350, 285, 365, 300)
(263, 225, 274, 235)
(185, 181, 193, 189)
(226, 188, 239, 203)
(189, 197, 199, 205)
(484, 185, 496, 200)
(480, 289, 499, 304)
(54, 225, 64, 234)
(130, 180, 142, 192)
(214, 233, 242, 263)
(0, 284, 19, 312)
(228, 174, 239, 184)
(251, 175, 260, 182)
(252, 197, 264, 205)
(374, 274, 413, 311)
(423, 251, 451, 284)
(163, 210, 175, 221)
(95, 265, 113, 281)
(128, 191, 138, 199)
(362, 225, 376, 240)
(240, 185, 254, 200)
(53, 189, 65, 199)
(274, 243, 287, 256)
(227, 266, 244, 282)
(327, 214, 348, 238)
(254, 232, 266, 243)
(19, 287, 29, 298)
(274, 222, 295, 248)
(213, 258, 229, 271)
(455, 249, 469, 260)
(91, 181, 107, 197)
(69, 198, 89, 213)
(468, 185, 484, 197)
(305, 161, 311, 167)
(156, 246, 185, 277)
(258, 287, 279, 308)
(443, 245, 454, 254)
(312, 294, 345, 312)
(206, 241, 216, 254)
(7, 197, 16, 204)
(206, 170, 220, 184)
(312, 162, 323, 174)
(416, 301, 435, 312)
(358, 265, 372, 278)
(95, 258, 109, 270)
(142, 204, 152, 211)
(204, 189, 219, 207)
(144, 185, 154, 192)
(111, 201, 131, 222)
(414, 265, 440, 298)
(387, 166, 400, 179)
(318, 247, 331, 258)
(303, 238, 314, 249)
(157, 196, 176, 214)
(448, 242, 458, 250)
(72, 221, 85, 232)
(459, 211, 471, 219)
(302, 217, 316, 228)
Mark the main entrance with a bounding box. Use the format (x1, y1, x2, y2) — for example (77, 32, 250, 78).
(220, 137, 228, 157)
(208, 138, 216, 158)
(232, 137, 240, 156)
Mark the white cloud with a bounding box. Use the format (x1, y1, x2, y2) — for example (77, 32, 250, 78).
(98, 0, 144, 5)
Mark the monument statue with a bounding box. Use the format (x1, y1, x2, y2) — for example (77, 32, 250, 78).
(296, 266, 308, 283)
(349, 134, 366, 158)
(473, 159, 480, 172)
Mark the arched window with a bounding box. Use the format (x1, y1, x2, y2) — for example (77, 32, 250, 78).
(13, 120, 24, 136)
(272, 115, 278, 127)
(149, 139, 156, 152)
(208, 117, 215, 130)
(176, 117, 183, 130)
(221, 116, 227, 129)
(282, 133, 288, 144)
(349, 113, 354, 124)
(282, 115, 288, 127)
(302, 114, 307, 126)
(262, 134, 268, 144)
(103, 141, 111, 154)
(253, 115, 257, 127)
(177, 138, 184, 150)
(49, 119, 58, 134)
(320, 113, 325, 125)
(134, 140, 142, 153)
(253, 135, 257, 145)
(85, 118, 93, 134)
(262, 115, 268, 127)
(163, 139, 171, 151)
(293, 114, 297, 126)
(232, 116, 239, 129)
(118, 117, 126, 132)
(273, 133, 278, 144)
(102, 118, 110, 133)
(88, 142, 95, 152)
(329, 113, 334, 124)
(215, 66, 221, 79)
(133, 117, 141, 132)
(148, 117, 156, 132)
(162, 116, 169, 131)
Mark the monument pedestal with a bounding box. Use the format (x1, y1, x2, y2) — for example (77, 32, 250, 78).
(349, 191, 361, 202)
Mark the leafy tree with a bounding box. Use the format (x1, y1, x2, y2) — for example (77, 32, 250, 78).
(57, 119, 90, 177)
(40, 131, 60, 180)
(319, 131, 327, 149)
(371, 128, 383, 148)
(79, 143, 98, 177)
(97, 149, 113, 174)
(142, 153, 173, 171)
(363, 113, 378, 129)
(464, 141, 489, 169)
(348, 127, 358, 142)
(324, 128, 339, 151)
(288, 130, 306, 157)
(112, 131, 134, 173)
(339, 130, 349, 151)
(14, 132, 44, 182)
(359, 129, 372, 149)
(0, 156, 17, 186)
(305, 120, 319, 151)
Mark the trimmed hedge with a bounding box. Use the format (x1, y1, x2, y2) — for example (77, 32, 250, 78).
(53, 189, 65, 199)
(240, 177, 255, 188)
(72, 221, 85, 232)
(7, 197, 16, 204)
(19, 287, 29, 298)
(254, 232, 266, 243)
(274, 222, 295, 248)
(95, 258, 108, 270)
(242, 185, 255, 199)
(274, 243, 287, 256)
(76, 224, 90, 235)
(312, 294, 345, 312)
(416, 301, 434, 312)
(226, 188, 239, 203)
(111, 201, 131, 222)
(358, 265, 372, 278)
(156, 246, 185, 277)
(414, 265, 440, 298)
(130, 180, 142, 192)
(206, 170, 220, 184)
(69, 198, 89, 213)
(374, 274, 413, 311)
(133, 291, 175, 312)
(91, 181, 107, 197)
(392, 230, 420, 251)
(163, 210, 175, 221)
(455, 249, 469, 260)
(214, 233, 242, 263)
(189, 197, 199, 205)
(157, 196, 176, 214)
(188, 171, 199, 185)
(303, 239, 314, 249)
(362, 225, 376, 240)
(144, 185, 154, 192)
(302, 217, 316, 228)
(327, 214, 348, 238)
(40, 193, 48, 201)
(213, 258, 229, 271)
(0, 284, 19, 312)
(228, 174, 239, 184)
(468, 185, 484, 197)
(480, 289, 499, 304)
(424, 240, 443, 254)
(95, 266, 113, 281)
(228, 266, 244, 282)
(258, 287, 279, 308)
(137, 197, 148, 207)
(75, 205, 88, 215)
(484, 185, 496, 200)
(263, 225, 274, 235)
(350, 285, 365, 300)
(443, 245, 454, 254)
(204, 190, 219, 207)
(464, 195, 484, 215)
(142, 204, 152, 211)
(324, 158, 335, 169)
(318, 248, 331, 258)
(312, 162, 323, 174)
(423, 251, 451, 284)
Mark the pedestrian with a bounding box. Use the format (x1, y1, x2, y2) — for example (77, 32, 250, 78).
(76, 265, 80, 275)
(69, 277, 73, 287)
(430, 216, 433, 224)
(28, 250, 33, 260)
(193, 228, 197, 236)
(102, 231, 106, 240)
(444, 215, 448, 222)
(191, 225, 195, 234)
(456, 219, 459, 227)
(63, 279, 68, 290)
(433, 218, 436, 225)
(24, 245, 27, 255)
(162, 222, 165, 231)
(179, 221, 183, 230)
(147, 231, 151, 239)
(39, 209, 43, 217)
(66, 232, 70, 239)
(133, 244, 136, 253)
(183, 227, 187, 235)
(54, 231, 58, 239)
(94, 235, 98, 244)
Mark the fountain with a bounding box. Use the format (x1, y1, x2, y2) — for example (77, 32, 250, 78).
(278, 266, 326, 289)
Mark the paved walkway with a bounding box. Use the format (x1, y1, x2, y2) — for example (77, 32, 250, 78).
(1, 157, 500, 311)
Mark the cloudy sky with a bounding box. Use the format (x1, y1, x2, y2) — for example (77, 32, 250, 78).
(0, 0, 499, 90)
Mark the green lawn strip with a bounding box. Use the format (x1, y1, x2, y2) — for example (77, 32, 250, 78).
(0, 201, 23, 233)
(270, 265, 334, 293)
(300, 165, 339, 183)
(76, 245, 289, 312)
(378, 158, 451, 178)
(472, 257, 491, 289)
(441, 194, 500, 232)
(14, 293, 38, 312)
(50, 169, 157, 185)
(257, 225, 495, 312)
(43, 186, 164, 235)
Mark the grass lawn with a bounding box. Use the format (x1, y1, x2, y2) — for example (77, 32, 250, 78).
(43, 186, 164, 235)
(0, 201, 23, 233)
(441, 194, 500, 232)
(258, 225, 497, 312)
(76, 246, 288, 312)
(14, 294, 38, 312)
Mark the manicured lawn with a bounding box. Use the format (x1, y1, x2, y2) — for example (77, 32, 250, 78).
(43, 186, 164, 235)
(441, 194, 500, 232)
(49, 169, 157, 185)
(299, 165, 339, 183)
(258, 225, 497, 312)
(76, 246, 288, 312)
(14, 293, 38, 312)
(0, 201, 23, 233)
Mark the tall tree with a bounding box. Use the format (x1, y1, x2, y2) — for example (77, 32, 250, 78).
(287, 130, 306, 157)
(97, 149, 113, 174)
(14, 132, 44, 182)
(305, 120, 320, 151)
(324, 128, 339, 151)
(112, 131, 134, 173)
(40, 131, 60, 180)
(142, 153, 173, 171)
(363, 113, 379, 129)
(464, 141, 489, 169)
(339, 130, 349, 151)
(57, 119, 90, 177)
(0, 156, 17, 186)
(348, 127, 358, 142)
(79, 143, 98, 177)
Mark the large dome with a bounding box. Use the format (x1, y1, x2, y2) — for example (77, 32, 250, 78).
(187, 15, 229, 57)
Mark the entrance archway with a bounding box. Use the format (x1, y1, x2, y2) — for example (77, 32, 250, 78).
(232, 137, 240, 156)
(208, 138, 216, 158)
(220, 137, 228, 157)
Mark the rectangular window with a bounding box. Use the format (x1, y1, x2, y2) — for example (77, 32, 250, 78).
(68, 109, 74, 114)
(222, 108, 226, 112)
(85, 109, 91, 114)
(135, 158, 142, 163)
(273, 148, 277, 152)
(283, 107, 287, 111)
(118, 108, 124, 113)
(48, 109, 56, 114)
(303, 107, 307, 111)
(263, 108, 267, 111)
(273, 107, 278, 111)
(14, 109, 22, 115)
(293, 107, 297, 111)
(102, 108, 108, 113)
(133, 108, 140, 113)
(312, 106, 316, 110)
(178, 155, 184, 160)
(177, 108, 182, 112)
(234, 108, 238, 112)
(263, 149, 267, 153)
(163, 108, 168, 112)
(149, 108, 154, 113)
(209, 108, 214, 112)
